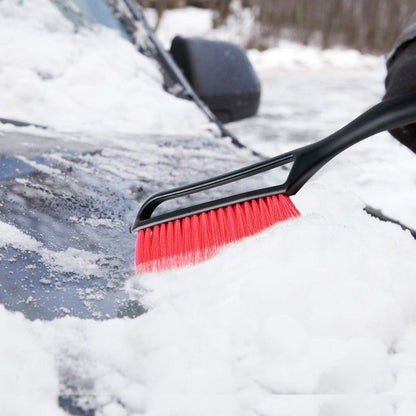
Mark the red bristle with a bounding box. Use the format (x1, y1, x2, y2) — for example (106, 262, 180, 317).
(159, 224, 167, 256)
(182, 216, 192, 262)
(265, 196, 277, 223)
(250, 199, 262, 233)
(135, 196, 301, 273)
(258, 198, 272, 228)
(243, 201, 255, 235)
(225, 206, 237, 243)
(165, 221, 174, 269)
(136, 230, 145, 273)
(199, 212, 212, 257)
(151, 225, 160, 267)
(143, 228, 153, 269)
(166, 222, 173, 253)
(273, 195, 283, 221)
(282, 194, 301, 217)
(173, 219, 182, 258)
(208, 210, 220, 248)
(215, 208, 227, 244)
(158, 223, 167, 269)
(136, 227, 153, 273)
(233, 203, 247, 240)
(190, 215, 201, 262)
(273, 195, 282, 219)
(279, 195, 290, 220)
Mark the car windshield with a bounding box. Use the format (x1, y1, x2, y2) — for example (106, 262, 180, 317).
(0, 0, 207, 135)
(51, 0, 130, 40)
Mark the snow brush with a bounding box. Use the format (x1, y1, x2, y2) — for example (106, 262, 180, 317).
(131, 92, 416, 273)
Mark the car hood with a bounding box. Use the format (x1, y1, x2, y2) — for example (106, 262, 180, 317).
(0, 126, 259, 320)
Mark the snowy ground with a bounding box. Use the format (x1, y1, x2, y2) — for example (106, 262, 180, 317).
(1, 2, 416, 416)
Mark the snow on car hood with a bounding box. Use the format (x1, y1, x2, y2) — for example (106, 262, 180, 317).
(0, 127, 258, 320)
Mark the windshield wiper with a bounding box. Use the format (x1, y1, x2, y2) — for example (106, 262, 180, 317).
(0, 117, 47, 130)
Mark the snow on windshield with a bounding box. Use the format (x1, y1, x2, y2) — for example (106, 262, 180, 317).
(0, 0, 207, 135)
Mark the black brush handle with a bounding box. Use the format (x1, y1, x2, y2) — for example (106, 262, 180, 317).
(286, 92, 416, 194)
(132, 92, 416, 232)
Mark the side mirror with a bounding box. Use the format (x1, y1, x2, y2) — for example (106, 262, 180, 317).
(170, 36, 261, 123)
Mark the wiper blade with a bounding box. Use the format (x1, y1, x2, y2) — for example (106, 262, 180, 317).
(0, 117, 47, 130)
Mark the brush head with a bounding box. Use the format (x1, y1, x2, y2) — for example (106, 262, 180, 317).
(135, 194, 300, 273)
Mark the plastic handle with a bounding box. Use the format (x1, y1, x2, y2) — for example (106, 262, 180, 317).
(286, 92, 416, 194)
(131, 92, 416, 232)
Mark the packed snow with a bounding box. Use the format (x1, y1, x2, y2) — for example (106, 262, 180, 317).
(1, 1, 416, 416)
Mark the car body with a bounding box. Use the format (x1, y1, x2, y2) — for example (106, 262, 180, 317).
(0, 0, 260, 320)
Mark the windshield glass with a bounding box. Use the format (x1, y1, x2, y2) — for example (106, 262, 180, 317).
(51, 0, 130, 40)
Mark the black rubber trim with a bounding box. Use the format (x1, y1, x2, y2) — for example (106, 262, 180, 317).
(364, 206, 416, 239)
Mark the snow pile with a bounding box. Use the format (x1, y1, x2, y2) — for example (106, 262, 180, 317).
(125, 177, 416, 414)
(0, 0, 206, 134)
(0, 308, 62, 415)
(1, 178, 416, 415)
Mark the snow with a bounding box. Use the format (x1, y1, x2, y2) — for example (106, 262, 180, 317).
(0, 307, 63, 415)
(0, 221, 41, 252)
(247, 41, 381, 72)
(0, 0, 207, 135)
(151, 1, 256, 49)
(146, 6, 214, 48)
(2, 190, 416, 414)
(0, 1, 416, 415)
(0, 220, 101, 278)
